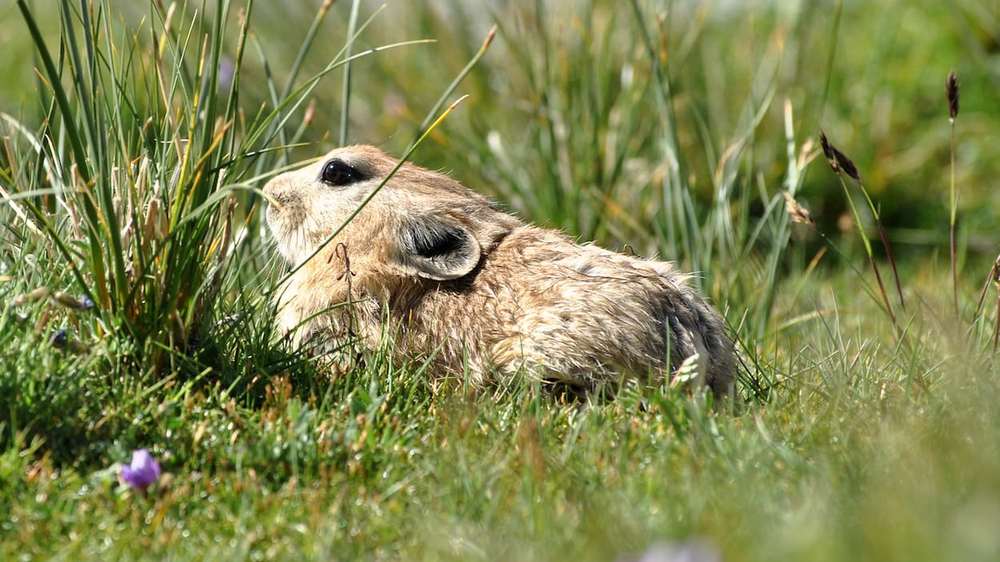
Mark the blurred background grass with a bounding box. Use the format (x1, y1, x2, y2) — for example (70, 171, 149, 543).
(276, 0, 996, 258)
(4, 0, 998, 255)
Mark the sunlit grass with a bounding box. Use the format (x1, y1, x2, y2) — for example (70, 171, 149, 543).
(1, 0, 1000, 561)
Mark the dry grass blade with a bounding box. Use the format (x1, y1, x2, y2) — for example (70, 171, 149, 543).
(994, 291, 1000, 353)
(974, 252, 1000, 322)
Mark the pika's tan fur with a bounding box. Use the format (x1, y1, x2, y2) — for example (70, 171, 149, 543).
(264, 145, 736, 397)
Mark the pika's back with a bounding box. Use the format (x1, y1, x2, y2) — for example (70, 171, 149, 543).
(263, 145, 736, 398)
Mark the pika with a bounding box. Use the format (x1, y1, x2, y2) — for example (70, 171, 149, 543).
(263, 145, 736, 398)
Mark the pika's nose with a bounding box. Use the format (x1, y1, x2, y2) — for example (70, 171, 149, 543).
(262, 173, 286, 197)
(262, 173, 294, 208)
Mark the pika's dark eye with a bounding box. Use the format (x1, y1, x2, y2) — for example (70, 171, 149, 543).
(320, 158, 364, 186)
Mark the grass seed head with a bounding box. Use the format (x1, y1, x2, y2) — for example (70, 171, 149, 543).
(834, 146, 861, 183)
(782, 190, 816, 227)
(819, 131, 838, 172)
(819, 131, 860, 182)
(946, 70, 959, 121)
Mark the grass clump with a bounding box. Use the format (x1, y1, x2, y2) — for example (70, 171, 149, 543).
(2, 1, 1000, 561)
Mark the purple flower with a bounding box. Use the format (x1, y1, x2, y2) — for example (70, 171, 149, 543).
(218, 55, 235, 92)
(120, 449, 161, 490)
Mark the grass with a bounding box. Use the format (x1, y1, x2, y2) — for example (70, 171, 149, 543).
(2, 0, 1000, 560)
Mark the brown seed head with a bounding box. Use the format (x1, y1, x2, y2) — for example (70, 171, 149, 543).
(833, 146, 860, 183)
(819, 131, 861, 183)
(819, 131, 838, 172)
(946, 70, 959, 121)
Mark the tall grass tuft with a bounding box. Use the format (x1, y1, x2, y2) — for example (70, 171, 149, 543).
(11, 0, 260, 379)
(5, 0, 432, 384)
(0, 0, 433, 465)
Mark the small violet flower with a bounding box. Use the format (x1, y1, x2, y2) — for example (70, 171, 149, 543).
(120, 449, 161, 490)
(218, 54, 235, 92)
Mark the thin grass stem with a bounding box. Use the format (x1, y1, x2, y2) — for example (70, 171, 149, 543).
(949, 100, 959, 317)
(417, 26, 497, 136)
(339, 0, 361, 146)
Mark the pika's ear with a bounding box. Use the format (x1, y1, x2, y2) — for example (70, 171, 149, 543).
(397, 217, 481, 281)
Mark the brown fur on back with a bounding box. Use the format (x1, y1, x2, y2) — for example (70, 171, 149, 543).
(264, 145, 736, 397)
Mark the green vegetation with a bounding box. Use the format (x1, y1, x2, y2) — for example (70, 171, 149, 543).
(1, 0, 999, 559)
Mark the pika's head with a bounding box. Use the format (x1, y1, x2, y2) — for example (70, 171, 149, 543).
(263, 145, 516, 281)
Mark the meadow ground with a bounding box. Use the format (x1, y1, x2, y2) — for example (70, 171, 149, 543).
(2, 1, 1000, 560)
